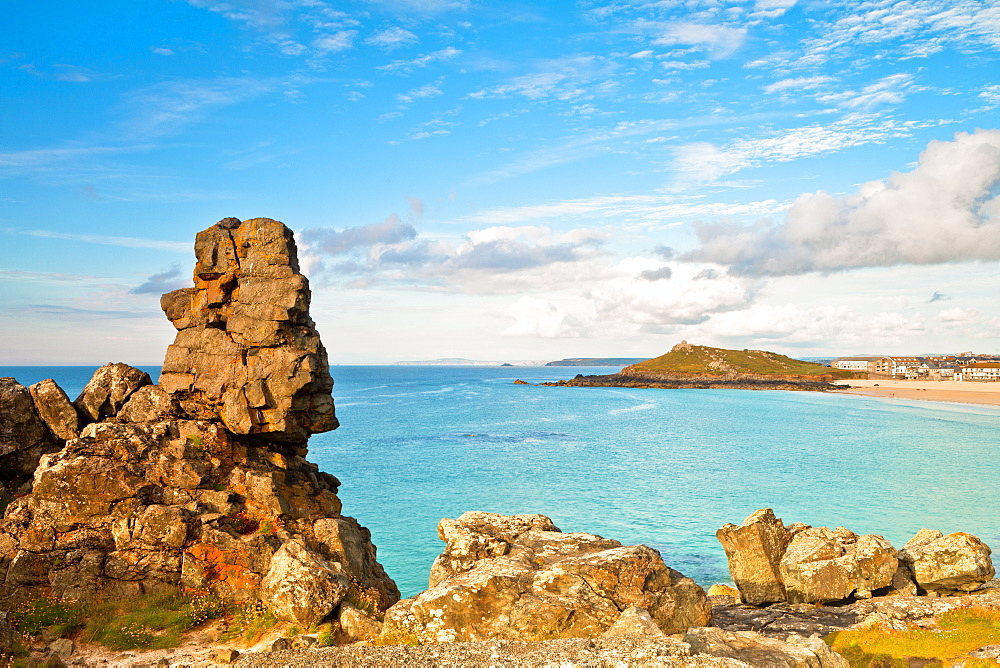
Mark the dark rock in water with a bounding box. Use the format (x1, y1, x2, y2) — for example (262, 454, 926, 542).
(29, 379, 82, 441)
(0, 377, 60, 489)
(0, 216, 398, 628)
(159, 217, 336, 445)
(73, 362, 152, 423)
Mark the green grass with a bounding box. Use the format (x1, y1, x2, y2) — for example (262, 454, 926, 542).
(80, 591, 227, 651)
(630, 344, 852, 378)
(826, 606, 1000, 666)
(8, 597, 80, 638)
(218, 600, 278, 644)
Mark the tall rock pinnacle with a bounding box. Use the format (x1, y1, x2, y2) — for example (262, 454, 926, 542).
(159, 217, 337, 444)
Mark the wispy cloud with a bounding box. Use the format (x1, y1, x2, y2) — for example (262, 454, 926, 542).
(816, 73, 922, 110)
(20, 63, 97, 82)
(467, 55, 617, 101)
(365, 26, 419, 49)
(18, 229, 190, 253)
(650, 22, 747, 58)
(396, 79, 444, 104)
(119, 76, 278, 138)
(670, 118, 932, 187)
(378, 46, 461, 73)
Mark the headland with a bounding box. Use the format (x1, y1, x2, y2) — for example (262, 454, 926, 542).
(544, 341, 853, 391)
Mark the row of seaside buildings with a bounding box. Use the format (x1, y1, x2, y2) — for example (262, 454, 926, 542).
(831, 354, 1000, 381)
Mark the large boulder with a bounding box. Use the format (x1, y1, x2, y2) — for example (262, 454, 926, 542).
(73, 363, 152, 423)
(684, 627, 849, 667)
(898, 529, 994, 593)
(29, 379, 82, 441)
(159, 217, 336, 445)
(716, 508, 792, 605)
(0, 377, 60, 487)
(379, 512, 711, 644)
(260, 541, 348, 627)
(778, 527, 897, 603)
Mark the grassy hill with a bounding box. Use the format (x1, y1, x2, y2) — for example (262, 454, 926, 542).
(628, 341, 853, 379)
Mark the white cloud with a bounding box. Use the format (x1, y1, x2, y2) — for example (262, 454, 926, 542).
(589, 258, 751, 329)
(120, 77, 278, 138)
(459, 194, 788, 229)
(799, 0, 1000, 67)
(651, 22, 747, 58)
(763, 76, 834, 95)
(683, 129, 1000, 275)
(18, 229, 189, 252)
(752, 0, 797, 19)
(816, 73, 921, 110)
(365, 26, 419, 49)
(670, 118, 928, 187)
(466, 55, 617, 102)
(378, 46, 461, 72)
(937, 307, 981, 325)
(502, 297, 580, 338)
(688, 303, 927, 345)
(313, 30, 356, 53)
(396, 80, 444, 104)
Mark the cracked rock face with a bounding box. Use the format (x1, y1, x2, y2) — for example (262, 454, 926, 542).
(159, 217, 337, 444)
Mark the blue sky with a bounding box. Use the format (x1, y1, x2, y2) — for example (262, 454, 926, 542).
(3, 0, 1000, 364)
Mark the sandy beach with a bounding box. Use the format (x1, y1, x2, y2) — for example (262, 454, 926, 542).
(832, 379, 1000, 407)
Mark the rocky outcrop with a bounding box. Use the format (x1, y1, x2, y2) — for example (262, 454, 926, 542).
(0, 378, 60, 491)
(0, 217, 398, 630)
(717, 509, 994, 607)
(28, 379, 82, 441)
(159, 217, 336, 445)
(379, 512, 711, 644)
(898, 529, 994, 593)
(73, 362, 152, 423)
(779, 527, 897, 603)
(684, 627, 848, 667)
(716, 508, 791, 606)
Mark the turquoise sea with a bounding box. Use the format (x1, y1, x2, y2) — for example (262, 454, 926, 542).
(3, 364, 999, 598)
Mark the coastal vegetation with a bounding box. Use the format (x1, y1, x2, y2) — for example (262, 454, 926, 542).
(826, 606, 1000, 666)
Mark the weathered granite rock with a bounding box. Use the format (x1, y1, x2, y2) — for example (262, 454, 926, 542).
(684, 627, 848, 667)
(779, 527, 898, 603)
(338, 602, 383, 641)
(898, 529, 994, 592)
(115, 385, 178, 424)
(602, 606, 667, 638)
(0, 377, 59, 487)
(73, 362, 152, 423)
(159, 217, 336, 444)
(716, 508, 791, 605)
(429, 511, 559, 587)
(380, 512, 711, 644)
(260, 541, 348, 627)
(29, 379, 82, 441)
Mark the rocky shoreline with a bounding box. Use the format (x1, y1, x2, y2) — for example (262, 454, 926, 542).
(540, 371, 841, 392)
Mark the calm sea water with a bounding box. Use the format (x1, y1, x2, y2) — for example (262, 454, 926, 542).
(3, 364, 999, 598)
